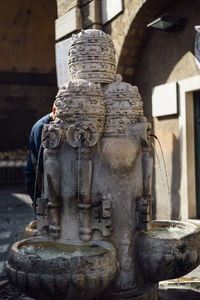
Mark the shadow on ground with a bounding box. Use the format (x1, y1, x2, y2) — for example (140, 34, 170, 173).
(158, 288, 200, 299)
(1, 282, 200, 300)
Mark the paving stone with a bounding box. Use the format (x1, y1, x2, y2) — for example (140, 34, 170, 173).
(0, 232, 11, 240)
(0, 281, 34, 299)
(0, 244, 9, 253)
(0, 187, 33, 282)
(0, 262, 5, 275)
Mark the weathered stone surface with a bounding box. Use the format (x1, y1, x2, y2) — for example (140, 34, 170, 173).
(6, 239, 117, 300)
(136, 221, 200, 282)
(101, 0, 123, 25)
(103, 76, 145, 136)
(55, 37, 72, 87)
(55, 7, 82, 40)
(104, 0, 147, 64)
(42, 79, 106, 151)
(68, 29, 116, 83)
(81, 0, 102, 28)
(56, 0, 80, 18)
(80, 0, 92, 6)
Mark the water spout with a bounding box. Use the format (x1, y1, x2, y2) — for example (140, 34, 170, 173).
(33, 144, 43, 220)
(150, 134, 170, 197)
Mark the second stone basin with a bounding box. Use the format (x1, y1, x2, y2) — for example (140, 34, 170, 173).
(136, 221, 200, 282)
(6, 237, 117, 300)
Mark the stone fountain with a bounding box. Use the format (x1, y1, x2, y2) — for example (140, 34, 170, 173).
(6, 29, 200, 300)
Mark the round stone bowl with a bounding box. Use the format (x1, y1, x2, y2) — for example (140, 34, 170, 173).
(6, 237, 117, 300)
(136, 221, 200, 282)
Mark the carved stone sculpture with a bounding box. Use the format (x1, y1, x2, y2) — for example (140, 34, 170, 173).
(68, 29, 116, 83)
(103, 74, 145, 136)
(53, 79, 105, 148)
(6, 29, 200, 300)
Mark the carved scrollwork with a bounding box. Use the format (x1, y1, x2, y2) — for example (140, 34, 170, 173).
(66, 121, 99, 148)
(42, 123, 63, 149)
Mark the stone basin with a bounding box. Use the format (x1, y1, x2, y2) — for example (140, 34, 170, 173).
(6, 237, 117, 300)
(136, 221, 200, 282)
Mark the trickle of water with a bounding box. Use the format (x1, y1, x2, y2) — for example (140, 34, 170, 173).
(154, 136, 170, 196)
(77, 144, 81, 205)
(33, 144, 43, 220)
(151, 136, 170, 218)
(151, 142, 166, 188)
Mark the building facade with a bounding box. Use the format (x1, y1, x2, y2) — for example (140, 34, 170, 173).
(55, 0, 200, 221)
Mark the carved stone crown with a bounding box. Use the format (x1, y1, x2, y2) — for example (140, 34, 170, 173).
(52, 79, 106, 148)
(54, 79, 105, 119)
(103, 76, 145, 136)
(68, 29, 116, 83)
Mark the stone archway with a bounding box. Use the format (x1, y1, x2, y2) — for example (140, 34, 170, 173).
(104, 0, 174, 83)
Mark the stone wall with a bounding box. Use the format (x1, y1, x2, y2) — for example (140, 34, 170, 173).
(0, 0, 57, 151)
(133, 0, 200, 220)
(0, 0, 56, 73)
(104, 0, 147, 68)
(0, 84, 57, 151)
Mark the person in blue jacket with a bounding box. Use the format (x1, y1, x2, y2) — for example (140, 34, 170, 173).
(24, 107, 56, 213)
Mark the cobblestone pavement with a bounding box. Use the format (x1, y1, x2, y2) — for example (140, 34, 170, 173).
(0, 186, 34, 299)
(0, 187, 33, 281)
(0, 187, 200, 299)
